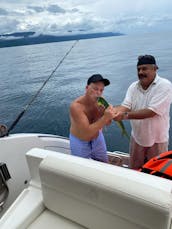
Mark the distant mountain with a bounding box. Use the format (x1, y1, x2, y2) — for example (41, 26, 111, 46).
(0, 31, 124, 48)
(0, 31, 35, 38)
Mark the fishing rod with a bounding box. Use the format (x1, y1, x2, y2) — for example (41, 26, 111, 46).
(1, 40, 78, 137)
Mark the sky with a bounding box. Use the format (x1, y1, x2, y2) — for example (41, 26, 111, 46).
(0, 0, 172, 35)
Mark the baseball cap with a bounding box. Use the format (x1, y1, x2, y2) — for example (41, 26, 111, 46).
(137, 55, 158, 68)
(87, 74, 110, 86)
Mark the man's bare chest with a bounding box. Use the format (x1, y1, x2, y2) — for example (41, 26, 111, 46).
(85, 106, 101, 123)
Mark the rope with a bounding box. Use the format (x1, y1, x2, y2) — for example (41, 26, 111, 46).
(6, 40, 78, 135)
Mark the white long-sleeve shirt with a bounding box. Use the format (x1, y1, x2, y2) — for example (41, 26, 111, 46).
(122, 75, 172, 146)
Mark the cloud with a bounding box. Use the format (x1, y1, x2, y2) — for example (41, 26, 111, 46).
(0, 1, 171, 35)
(0, 8, 8, 15)
(0, 18, 19, 34)
(46, 4, 65, 13)
(27, 6, 45, 13)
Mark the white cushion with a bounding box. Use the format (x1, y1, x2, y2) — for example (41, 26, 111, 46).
(39, 153, 172, 229)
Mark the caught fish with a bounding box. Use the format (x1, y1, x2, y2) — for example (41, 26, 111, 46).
(97, 97, 130, 140)
(97, 96, 109, 109)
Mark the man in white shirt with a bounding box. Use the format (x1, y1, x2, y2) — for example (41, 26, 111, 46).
(114, 55, 172, 169)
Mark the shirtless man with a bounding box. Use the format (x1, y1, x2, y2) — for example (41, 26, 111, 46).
(69, 74, 115, 162)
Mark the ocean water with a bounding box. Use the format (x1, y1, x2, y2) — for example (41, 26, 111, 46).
(0, 31, 172, 153)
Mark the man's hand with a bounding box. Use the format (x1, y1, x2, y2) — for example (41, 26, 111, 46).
(113, 111, 125, 121)
(103, 105, 117, 123)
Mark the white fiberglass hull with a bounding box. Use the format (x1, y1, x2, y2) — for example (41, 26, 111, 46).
(0, 133, 70, 217)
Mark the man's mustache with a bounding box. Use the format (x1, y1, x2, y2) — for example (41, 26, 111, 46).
(139, 74, 147, 79)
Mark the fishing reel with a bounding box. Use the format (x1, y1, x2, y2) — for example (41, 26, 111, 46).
(0, 124, 8, 138)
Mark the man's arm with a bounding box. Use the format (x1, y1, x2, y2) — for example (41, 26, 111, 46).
(124, 109, 156, 119)
(113, 106, 156, 121)
(70, 103, 115, 141)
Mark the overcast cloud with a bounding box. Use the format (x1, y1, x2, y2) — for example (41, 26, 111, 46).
(0, 0, 172, 35)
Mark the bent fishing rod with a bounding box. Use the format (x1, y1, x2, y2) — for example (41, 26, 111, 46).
(0, 40, 78, 137)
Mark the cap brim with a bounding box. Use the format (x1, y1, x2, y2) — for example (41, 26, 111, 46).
(102, 79, 110, 86)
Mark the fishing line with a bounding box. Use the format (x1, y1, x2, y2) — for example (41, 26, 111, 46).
(4, 40, 79, 136)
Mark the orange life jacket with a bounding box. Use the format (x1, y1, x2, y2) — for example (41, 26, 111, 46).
(140, 151, 172, 180)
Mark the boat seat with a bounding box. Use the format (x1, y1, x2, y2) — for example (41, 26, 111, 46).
(38, 153, 172, 229)
(1, 148, 172, 229)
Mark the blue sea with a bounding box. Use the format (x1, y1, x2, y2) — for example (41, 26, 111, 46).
(0, 31, 172, 153)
